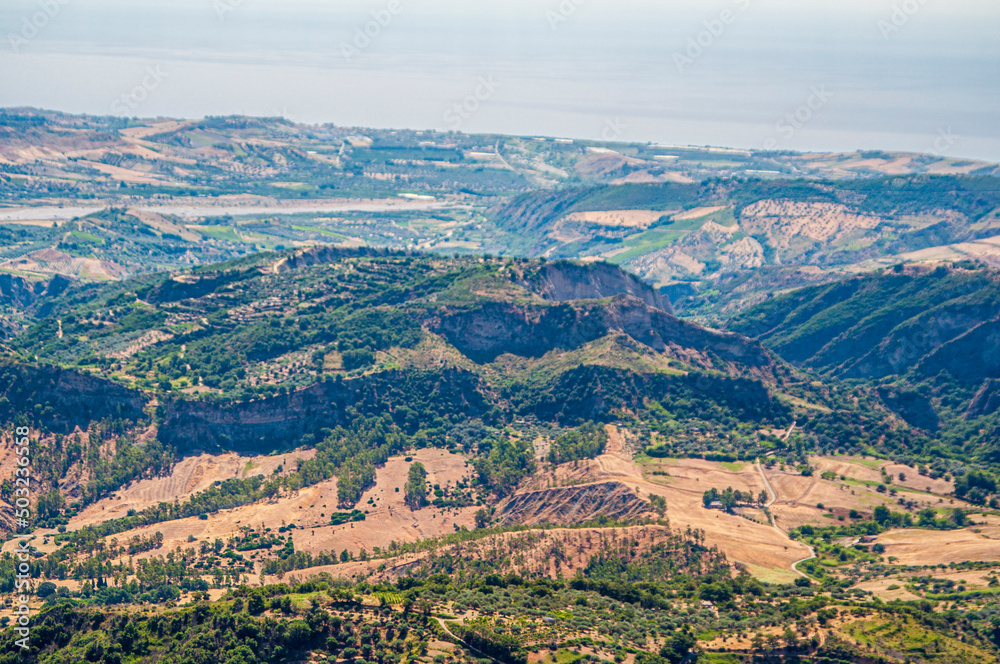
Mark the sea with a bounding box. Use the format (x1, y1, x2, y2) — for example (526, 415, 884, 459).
(1, 0, 998, 161)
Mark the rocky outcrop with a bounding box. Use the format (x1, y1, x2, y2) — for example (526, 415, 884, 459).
(0, 273, 72, 309)
(521, 261, 672, 313)
(841, 309, 1000, 380)
(0, 273, 46, 309)
(915, 318, 1000, 384)
(877, 386, 939, 432)
(729, 267, 1000, 381)
(0, 359, 148, 432)
(966, 378, 1000, 419)
(159, 368, 488, 454)
(426, 294, 774, 372)
(274, 246, 353, 272)
(497, 481, 654, 526)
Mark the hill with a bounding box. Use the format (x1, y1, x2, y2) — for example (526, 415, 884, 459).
(0, 251, 802, 520)
(727, 265, 1000, 382)
(727, 265, 1000, 464)
(0, 252, 999, 663)
(489, 177, 1000, 315)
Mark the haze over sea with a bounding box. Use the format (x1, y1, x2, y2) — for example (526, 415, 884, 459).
(2, 0, 998, 161)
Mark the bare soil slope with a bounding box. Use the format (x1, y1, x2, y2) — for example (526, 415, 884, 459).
(514, 429, 811, 574)
(72, 449, 315, 528)
(497, 481, 654, 526)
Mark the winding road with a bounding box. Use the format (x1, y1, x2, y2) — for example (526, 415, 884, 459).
(756, 458, 816, 579)
(434, 617, 503, 664)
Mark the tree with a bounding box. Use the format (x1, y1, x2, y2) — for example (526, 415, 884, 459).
(720, 487, 737, 513)
(36, 490, 66, 520)
(247, 591, 266, 614)
(404, 462, 428, 510)
(648, 494, 667, 516)
(659, 627, 697, 664)
(699, 582, 732, 604)
(342, 349, 375, 371)
(873, 505, 891, 525)
(224, 644, 258, 664)
(967, 487, 987, 505)
(548, 422, 608, 464)
(918, 509, 938, 527)
(286, 620, 314, 647)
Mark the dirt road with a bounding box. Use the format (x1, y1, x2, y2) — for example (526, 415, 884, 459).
(756, 458, 815, 578)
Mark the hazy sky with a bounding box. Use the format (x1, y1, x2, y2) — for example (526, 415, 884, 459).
(2, 0, 999, 159)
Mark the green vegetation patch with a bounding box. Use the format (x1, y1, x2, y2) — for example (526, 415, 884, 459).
(189, 225, 245, 242)
(608, 230, 685, 264)
(842, 616, 998, 664)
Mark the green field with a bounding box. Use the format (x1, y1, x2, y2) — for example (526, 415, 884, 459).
(608, 230, 685, 264)
(189, 225, 244, 242)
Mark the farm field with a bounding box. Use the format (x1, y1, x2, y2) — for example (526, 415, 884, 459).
(876, 520, 1000, 566)
(69, 449, 315, 528)
(586, 446, 811, 574)
(2, 448, 478, 566)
